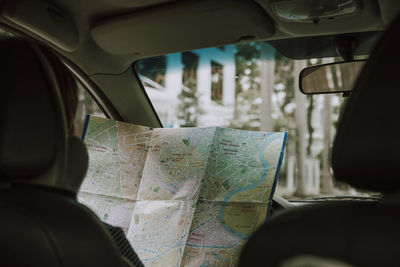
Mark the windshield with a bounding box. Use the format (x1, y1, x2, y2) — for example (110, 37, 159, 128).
(134, 41, 374, 200)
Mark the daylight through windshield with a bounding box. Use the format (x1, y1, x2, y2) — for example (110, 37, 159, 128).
(135, 41, 374, 200)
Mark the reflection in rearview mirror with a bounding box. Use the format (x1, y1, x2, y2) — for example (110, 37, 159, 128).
(300, 60, 366, 94)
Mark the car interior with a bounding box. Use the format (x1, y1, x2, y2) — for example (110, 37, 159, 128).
(0, 38, 127, 266)
(0, 0, 399, 266)
(240, 15, 400, 266)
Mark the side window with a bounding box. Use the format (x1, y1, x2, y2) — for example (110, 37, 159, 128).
(74, 82, 106, 135)
(135, 56, 167, 87)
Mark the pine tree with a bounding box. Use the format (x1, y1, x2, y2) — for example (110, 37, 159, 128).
(230, 42, 261, 130)
(177, 81, 200, 127)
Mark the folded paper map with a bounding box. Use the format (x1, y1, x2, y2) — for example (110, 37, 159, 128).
(78, 115, 287, 266)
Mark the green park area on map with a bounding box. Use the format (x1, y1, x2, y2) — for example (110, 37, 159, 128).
(78, 115, 286, 267)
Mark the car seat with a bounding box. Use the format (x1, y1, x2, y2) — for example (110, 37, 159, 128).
(0, 38, 126, 267)
(239, 14, 400, 267)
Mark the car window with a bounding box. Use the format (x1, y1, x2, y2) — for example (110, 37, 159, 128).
(74, 81, 106, 135)
(134, 41, 376, 200)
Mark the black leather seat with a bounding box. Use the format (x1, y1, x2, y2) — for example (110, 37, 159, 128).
(0, 38, 126, 267)
(239, 15, 400, 267)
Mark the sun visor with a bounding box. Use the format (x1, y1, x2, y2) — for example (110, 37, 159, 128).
(267, 31, 382, 59)
(91, 0, 274, 56)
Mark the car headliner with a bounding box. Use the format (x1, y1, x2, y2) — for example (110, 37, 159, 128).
(0, 0, 398, 127)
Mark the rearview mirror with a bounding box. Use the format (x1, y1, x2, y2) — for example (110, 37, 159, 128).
(300, 60, 366, 95)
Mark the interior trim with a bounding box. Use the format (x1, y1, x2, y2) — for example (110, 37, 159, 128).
(91, 0, 275, 55)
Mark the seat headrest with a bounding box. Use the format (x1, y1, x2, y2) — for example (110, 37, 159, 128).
(332, 15, 400, 193)
(0, 38, 68, 188)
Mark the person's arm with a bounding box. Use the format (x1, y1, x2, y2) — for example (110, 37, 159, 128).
(103, 223, 145, 267)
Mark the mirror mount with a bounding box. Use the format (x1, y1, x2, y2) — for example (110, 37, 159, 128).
(335, 36, 358, 61)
